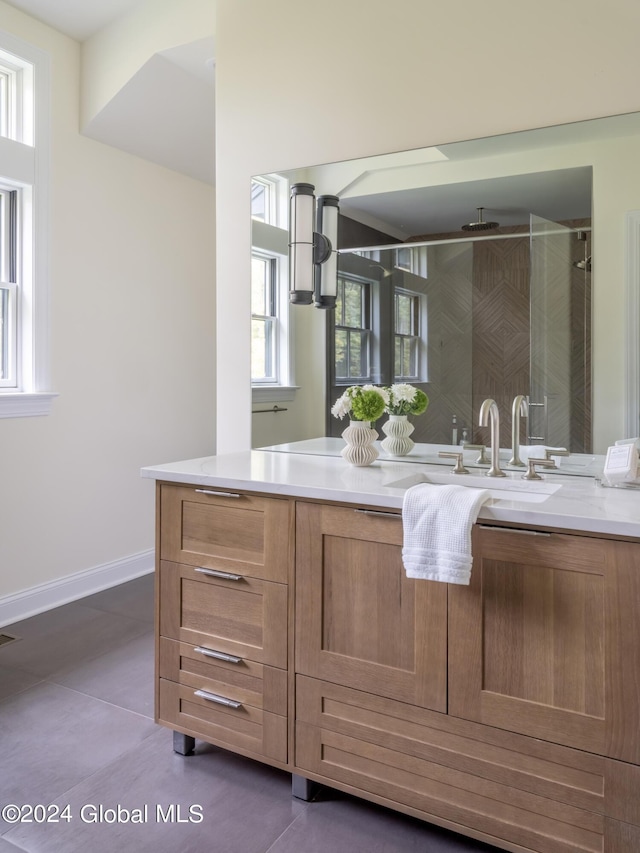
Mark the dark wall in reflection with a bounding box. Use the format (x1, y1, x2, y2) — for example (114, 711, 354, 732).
(330, 219, 591, 453)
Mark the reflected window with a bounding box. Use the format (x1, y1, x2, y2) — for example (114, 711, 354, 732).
(251, 174, 288, 227)
(251, 178, 271, 223)
(394, 247, 412, 272)
(394, 289, 421, 380)
(335, 277, 371, 382)
(251, 252, 277, 382)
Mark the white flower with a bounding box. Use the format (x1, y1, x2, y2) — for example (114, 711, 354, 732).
(390, 383, 417, 404)
(331, 394, 352, 419)
(363, 384, 390, 406)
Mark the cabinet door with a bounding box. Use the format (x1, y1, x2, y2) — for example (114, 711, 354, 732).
(449, 525, 640, 763)
(296, 502, 447, 712)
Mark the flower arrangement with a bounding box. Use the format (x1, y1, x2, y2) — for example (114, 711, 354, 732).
(331, 385, 387, 423)
(384, 383, 429, 417)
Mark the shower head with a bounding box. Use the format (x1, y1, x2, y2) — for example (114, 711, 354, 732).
(573, 256, 592, 272)
(573, 231, 591, 271)
(461, 207, 499, 232)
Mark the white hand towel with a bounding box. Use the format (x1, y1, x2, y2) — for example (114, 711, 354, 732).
(519, 445, 567, 466)
(402, 483, 491, 585)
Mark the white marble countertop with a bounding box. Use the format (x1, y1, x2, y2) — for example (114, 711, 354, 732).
(141, 443, 640, 539)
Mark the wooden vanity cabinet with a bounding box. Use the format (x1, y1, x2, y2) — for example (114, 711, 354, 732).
(294, 503, 640, 853)
(154, 482, 640, 851)
(155, 483, 292, 766)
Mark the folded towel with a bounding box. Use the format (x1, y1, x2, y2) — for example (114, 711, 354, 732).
(402, 483, 491, 585)
(519, 445, 567, 466)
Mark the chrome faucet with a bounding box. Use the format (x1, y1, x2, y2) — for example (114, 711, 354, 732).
(508, 395, 529, 467)
(479, 399, 506, 477)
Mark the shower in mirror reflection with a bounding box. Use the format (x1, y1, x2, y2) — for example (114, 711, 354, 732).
(461, 207, 499, 232)
(573, 229, 592, 272)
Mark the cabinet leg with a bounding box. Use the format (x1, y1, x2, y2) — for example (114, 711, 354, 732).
(292, 774, 319, 801)
(173, 731, 195, 756)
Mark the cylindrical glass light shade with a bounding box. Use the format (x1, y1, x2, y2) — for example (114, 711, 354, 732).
(315, 195, 339, 308)
(289, 183, 315, 304)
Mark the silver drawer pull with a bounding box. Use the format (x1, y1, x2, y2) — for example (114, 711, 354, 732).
(479, 525, 551, 537)
(195, 489, 241, 499)
(354, 509, 401, 519)
(194, 646, 243, 665)
(194, 689, 242, 709)
(194, 567, 244, 581)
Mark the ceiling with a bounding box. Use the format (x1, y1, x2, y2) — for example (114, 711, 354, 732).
(333, 113, 640, 242)
(3, 0, 146, 41)
(340, 168, 593, 241)
(4, 0, 216, 184)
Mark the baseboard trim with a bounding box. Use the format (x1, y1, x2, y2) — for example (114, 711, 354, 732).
(0, 549, 155, 628)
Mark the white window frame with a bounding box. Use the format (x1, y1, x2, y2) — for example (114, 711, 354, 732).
(250, 174, 288, 229)
(0, 186, 18, 388)
(0, 33, 55, 418)
(393, 286, 428, 382)
(334, 275, 373, 385)
(251, 251, 278, 385)
(250, 214, 297, 404)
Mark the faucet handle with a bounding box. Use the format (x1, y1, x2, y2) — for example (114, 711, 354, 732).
(463, 443, 489, 465)
(523, 458, 557, 480)
(438, 451, 469, 475)
(544, 448, 570, 467)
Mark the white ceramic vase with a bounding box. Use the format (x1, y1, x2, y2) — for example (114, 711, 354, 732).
(381, 414, 415, 456)
(341, 420, 379, 467)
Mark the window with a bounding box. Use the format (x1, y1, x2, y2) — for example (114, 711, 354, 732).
(0, 187, 17, 387)
(0, 34, 54, 418)
(394, 288, 422, 380)
(394, 247, 412, 272)
(251, 175, 287, 228)
(251, 178, 273, 224)
(251, 252, 277, 383)
(335, 277, 371, 382)
(250, 175, 296, 401)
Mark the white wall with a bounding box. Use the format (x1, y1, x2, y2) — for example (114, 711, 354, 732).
(215, 0, 640, 454)
(0, 3, 215, 607)
(80, 0, 213, 127)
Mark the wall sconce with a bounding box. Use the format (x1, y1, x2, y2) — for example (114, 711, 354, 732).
(289, 183, 339, 309)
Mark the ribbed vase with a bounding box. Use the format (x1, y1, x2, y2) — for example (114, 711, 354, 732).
(341, 420, 379, 467)
(381, 414, 415, 457)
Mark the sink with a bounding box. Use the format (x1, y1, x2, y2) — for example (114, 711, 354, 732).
(384, 471, 562, 504)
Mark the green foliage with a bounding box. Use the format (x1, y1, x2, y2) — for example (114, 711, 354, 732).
(411, 389, 429, 415)
(350, 389, 386, 422)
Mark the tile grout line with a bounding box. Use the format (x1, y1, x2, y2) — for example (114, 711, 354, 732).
(263, 802, 312, 853)
(38, 678, 155, 722)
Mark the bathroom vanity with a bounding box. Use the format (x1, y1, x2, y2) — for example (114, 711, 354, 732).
(142, 449, 640, 853)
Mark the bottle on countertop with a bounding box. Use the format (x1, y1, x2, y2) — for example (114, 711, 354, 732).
(452, 415, 458, 446)
(459, 428, 469, 446)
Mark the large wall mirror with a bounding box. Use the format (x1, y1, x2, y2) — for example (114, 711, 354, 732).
(251, 112, 640, 455)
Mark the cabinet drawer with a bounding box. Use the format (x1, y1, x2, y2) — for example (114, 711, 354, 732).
(159, 560, 287, 669)
(159, 679, 287, 764)
(159, 484, 291, 584)
(159, 637, 287, 716)
(297, 676, 606, 853)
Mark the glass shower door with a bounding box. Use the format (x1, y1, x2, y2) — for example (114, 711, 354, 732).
(529, 214, 573, 448)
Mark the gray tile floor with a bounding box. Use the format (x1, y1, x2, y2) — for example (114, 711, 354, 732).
(0, 575, 499, 853)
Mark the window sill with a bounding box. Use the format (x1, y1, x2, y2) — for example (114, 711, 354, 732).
(252, 385, 299, 404)
(0, 391, 58, 418)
